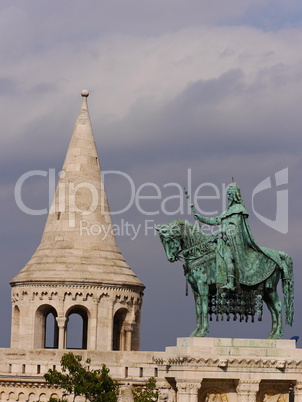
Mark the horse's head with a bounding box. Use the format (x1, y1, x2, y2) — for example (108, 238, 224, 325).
(156, 221, 184, 262)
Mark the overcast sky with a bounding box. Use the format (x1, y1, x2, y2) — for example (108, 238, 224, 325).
(1, 0, 302, 351)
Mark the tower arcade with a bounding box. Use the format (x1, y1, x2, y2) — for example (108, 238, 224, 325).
(10, 90, 145, 351)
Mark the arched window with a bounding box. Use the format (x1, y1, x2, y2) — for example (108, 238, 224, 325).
(66, 306, 88, 349)
(45, 310, 59, 348)
(11, 305, 20, 347)
(34, 305, 58, 349)
(112, 308, 128, 351)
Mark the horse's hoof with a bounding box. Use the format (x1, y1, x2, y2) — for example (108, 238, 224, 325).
(267, 331, 274, 339)
(267, 333, 282, 339)
(270, 334, 282, 339)
(196, 329, 209, 337)
(190, 330, 207, 337)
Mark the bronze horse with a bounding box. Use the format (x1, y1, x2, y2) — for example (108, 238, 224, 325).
(157, 220, 294, 338)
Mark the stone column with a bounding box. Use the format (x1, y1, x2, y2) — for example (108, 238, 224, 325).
(89, 298, 99, 350)
(124, 323, 134, 351)
(176, 379, 201, 402)
(236, 380, 260, 402)
(294, 381, 302, 402)
(97, 295, 115, 350)
(56, 317, 66, 349)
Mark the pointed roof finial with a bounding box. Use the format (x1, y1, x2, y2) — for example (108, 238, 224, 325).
(81, 89, 89, 97)
(81, 90, 89, 111)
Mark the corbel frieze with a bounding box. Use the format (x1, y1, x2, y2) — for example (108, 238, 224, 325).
(153, 356, 302, 370)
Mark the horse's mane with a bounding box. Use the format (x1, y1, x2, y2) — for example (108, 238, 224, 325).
(168, 219, 209, 249)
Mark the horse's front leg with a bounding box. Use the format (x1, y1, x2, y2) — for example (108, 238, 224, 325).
(190, 282, 210, 337)
(197, 281, 210, 336)
(190, 291, 203, 337)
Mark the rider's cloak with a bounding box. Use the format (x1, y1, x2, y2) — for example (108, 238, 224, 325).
(216, 204, 286, 286)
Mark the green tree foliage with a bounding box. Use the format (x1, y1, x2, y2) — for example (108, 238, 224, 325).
(44, 352, 119, 402)
(132, 377, 159, 402)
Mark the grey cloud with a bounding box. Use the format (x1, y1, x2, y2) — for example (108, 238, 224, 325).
(174, 69, 245, 107)
(0, 78, 56, 99)
(233, 0, 302, 30)
(0, 0, 267, 44)
(101, 67, 302, 164)
(0, 77, 18, 94)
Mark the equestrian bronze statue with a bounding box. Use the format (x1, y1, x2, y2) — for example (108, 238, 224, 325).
(157, 182, 293, 339)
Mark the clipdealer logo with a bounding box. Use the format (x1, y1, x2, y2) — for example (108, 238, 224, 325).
(252, 168, 288, 234)
(14, 168, 289, 235)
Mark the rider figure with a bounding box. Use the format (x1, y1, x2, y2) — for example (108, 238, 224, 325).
(192, 181, 247, 291)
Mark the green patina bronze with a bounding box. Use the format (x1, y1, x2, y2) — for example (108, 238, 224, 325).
(157, 182, 294, 339)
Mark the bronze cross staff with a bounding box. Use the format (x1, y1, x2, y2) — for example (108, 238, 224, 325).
(184, 187, 197, 215)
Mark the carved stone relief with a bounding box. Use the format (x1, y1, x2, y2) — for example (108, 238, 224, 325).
(200, 388, 228, 402)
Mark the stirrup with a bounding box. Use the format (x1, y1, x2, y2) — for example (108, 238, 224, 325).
(222, 275, 235, 291)
(222, 283, 235, 290)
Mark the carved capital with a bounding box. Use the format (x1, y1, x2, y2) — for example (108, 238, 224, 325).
(56, 317, 66, 328)
(176, 379, 201, 396)
(124, 322, 135, 332)
(156, 380, 169, 389)
(236, 380, 260, 402)
(294, 381, 302, 401)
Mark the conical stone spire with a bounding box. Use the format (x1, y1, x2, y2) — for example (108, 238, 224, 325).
(11, 90, 144, 289)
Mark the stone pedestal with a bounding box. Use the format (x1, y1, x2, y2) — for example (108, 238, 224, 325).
(155, 337, 301, 401)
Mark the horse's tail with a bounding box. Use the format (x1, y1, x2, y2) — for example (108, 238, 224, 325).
(281, 254, 294, 326)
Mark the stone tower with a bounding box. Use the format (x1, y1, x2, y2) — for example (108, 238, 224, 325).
(10, 90, 145, 351)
